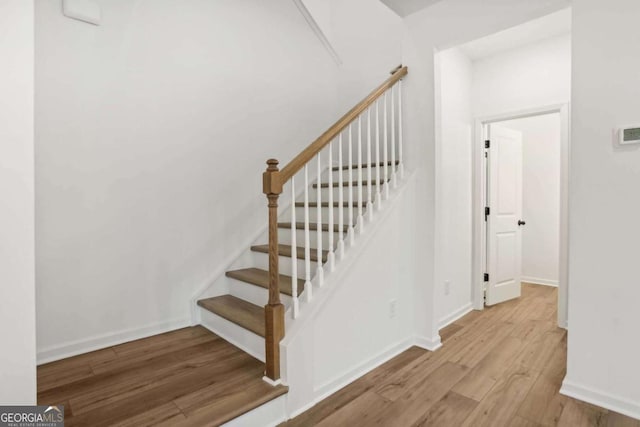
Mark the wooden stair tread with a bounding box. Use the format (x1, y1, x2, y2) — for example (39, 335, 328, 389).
(332, 160, 399, 171)
(313, 179, 386, 188)
(197, 295, 265, 337)
(251, 244, 328, 263)
(189, 379, 288, 426)
(294, 201, 359, 207)
(226, 268, 304, 297)
(278, 222, 349, 233)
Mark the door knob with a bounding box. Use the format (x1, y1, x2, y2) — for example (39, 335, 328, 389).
(518, 220, 526, 226)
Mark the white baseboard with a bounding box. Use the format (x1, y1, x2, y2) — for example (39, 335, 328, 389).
(560, 379, 640, 421)
(414, 334, 442, 352)
(288, 337, 415, 419)
(37, 316, 191, 365)
(313, 337, 414, 398)
(438, 303, 474, 330)
(522, 276, 559, 287)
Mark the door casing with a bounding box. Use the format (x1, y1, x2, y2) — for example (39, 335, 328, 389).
(471, 104, 570, 329)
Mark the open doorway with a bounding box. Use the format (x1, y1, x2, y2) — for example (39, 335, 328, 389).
(475, 107, 569, 328)
(433, 8, 571, 331)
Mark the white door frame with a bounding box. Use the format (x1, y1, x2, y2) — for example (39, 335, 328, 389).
(471, 103, 570, 329)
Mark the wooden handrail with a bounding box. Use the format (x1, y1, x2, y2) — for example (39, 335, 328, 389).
(275, 65, 407, 190)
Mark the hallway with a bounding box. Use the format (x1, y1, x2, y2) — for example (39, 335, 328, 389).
(284, 284, 638, 426)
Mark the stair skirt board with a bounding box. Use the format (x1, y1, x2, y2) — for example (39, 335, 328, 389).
(199, 309, 265, 362)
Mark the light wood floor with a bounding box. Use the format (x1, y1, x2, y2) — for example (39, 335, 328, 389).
(37, 326, 287, 426)
(283, 284, 639, 427)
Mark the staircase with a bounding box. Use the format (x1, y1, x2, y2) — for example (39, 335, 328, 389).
(195, 66, 408, 390)
(197, 163, 398, 335)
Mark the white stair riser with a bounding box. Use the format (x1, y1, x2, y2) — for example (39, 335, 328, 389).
(292, 206, 358, 226)
(307, 187, 382, 206)
(227, 278, 293, 308)
(326, 165, 389, 182)
(278, 227, 343, 250)
(251, 251, 324, 280)
(199, 309, 265, 362)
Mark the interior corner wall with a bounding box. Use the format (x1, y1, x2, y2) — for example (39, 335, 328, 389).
(563, 0, 640, 418)
(434, 48, 473, 326)
(499, 114, 561, 286)
(0, 0, 36, 403)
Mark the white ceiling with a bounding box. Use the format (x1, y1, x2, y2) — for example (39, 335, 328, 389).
(459, 8, 571, 60)
(379, 0, 443, 17)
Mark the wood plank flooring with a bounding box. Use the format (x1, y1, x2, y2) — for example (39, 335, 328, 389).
(37, 326, 287, 426)
(283, 284, 640, 427)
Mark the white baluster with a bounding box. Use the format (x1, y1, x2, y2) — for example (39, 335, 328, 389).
(383, 91, 389, 200)
(328, 141, 335, 271)
(357, 116, 364, 233)
(398, 80, 404, 179)
(367, 106, 373, 221)
(316, 153, 324, 286)
(290, 177, 299, 318)
(303, 164, 312, 302)
(391, 85, 397, 188)
(338, 134, 345, 260)
(375, 99, 382, 211)
(348, 125, 355, 245)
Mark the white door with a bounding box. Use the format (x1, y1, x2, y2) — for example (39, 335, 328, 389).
(486, 124, 523, 306)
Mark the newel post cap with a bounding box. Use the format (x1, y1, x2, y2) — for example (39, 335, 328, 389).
(263, 158, 282, 195)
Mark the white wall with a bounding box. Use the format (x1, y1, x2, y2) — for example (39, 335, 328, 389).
(330, 0, 403, 111)
(473, 34, 571, 117)
(35, 0, 338, 361)
(500, 114, 561, 286)
(302, 0, 333, 46)
(562, 0, 640, 418)
(434, 48, 473, 326)
(0, 0, 36, 403)
(283, 173, 421, 416)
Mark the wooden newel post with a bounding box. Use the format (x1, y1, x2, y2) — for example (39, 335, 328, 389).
(263, 159, 285, 383)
